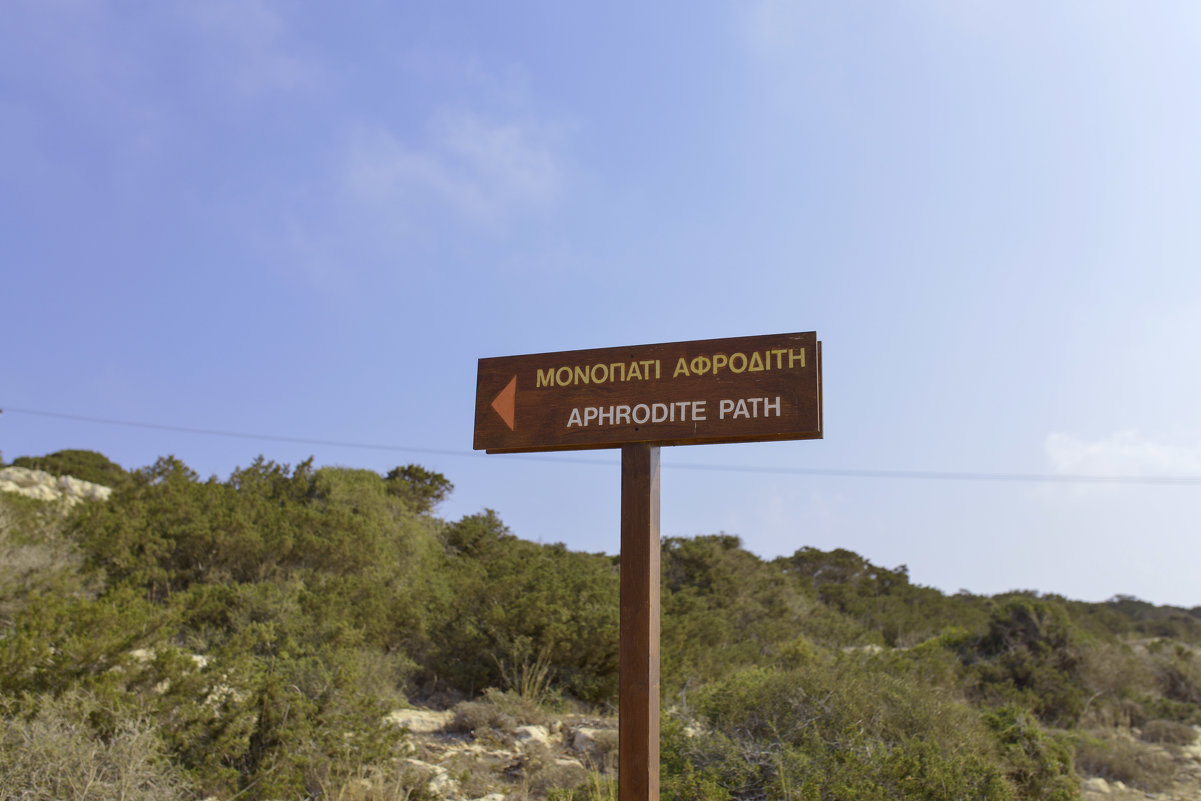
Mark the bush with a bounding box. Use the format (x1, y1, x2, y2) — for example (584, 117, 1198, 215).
(967, 598, 1086, 725)
(447, 699, 518, 735)
(667, 659, 1015, 801)
(983, 705, 1078, 801)
(1074, 731, 1174, 792)
(1139, 718, 1197, 745)
(12, 449, 130, 487)
(0, 689, 190, 801)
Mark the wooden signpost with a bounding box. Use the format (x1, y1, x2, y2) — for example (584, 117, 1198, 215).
(474, 332, 822, 801)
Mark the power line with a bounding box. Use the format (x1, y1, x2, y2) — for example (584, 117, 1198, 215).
(2, 405, 469, 458)
(3, 405, 1200, 486)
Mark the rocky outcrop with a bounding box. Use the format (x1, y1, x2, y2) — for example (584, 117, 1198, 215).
(0, 466, 112, 505)
(382, 708, 617, 800)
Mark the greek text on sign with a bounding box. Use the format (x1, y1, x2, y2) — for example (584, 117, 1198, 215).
(473, 332, 822, 453)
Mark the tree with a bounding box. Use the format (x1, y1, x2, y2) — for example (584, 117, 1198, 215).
(384, 465, 453, 513)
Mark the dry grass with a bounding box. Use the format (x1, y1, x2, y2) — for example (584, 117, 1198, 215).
(0, 690, 190, 801)
(1074, 731, 1176, 793)
(1139, 719, 1198, 745)
(323, 764, 444, 801)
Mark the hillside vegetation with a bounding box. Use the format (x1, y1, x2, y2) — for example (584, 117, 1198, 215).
(1, 449, 1199, 801)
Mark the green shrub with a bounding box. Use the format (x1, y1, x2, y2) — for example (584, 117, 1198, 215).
(667, 660, 1014, 801)
(983, 705, 1078, 801)
(12, 449, 130, 487)
(966, 598, 1086, 725)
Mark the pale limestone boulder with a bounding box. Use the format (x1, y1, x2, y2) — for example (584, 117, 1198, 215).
(570, 726, 616, 764)
(1082, 776, 1110, 794)
(84, 483, 112, 501)
(0, 467, 53, 488)
(514, 724, 552, 748)
(0, 467, 111, 504)
(384, 708, 454, 733)
(22, 484, 60, 502)
(58, 475, 87, 495)
(404, 759, 459, 798)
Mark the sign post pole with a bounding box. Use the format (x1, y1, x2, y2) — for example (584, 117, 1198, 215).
(619, 443, 660, 801)
(474, 332, 822, 801)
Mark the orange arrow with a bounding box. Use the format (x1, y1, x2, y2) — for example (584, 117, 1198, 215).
(491, 375, 517, 430)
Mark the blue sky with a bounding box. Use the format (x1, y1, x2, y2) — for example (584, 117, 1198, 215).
(3, 1, 1200, 606)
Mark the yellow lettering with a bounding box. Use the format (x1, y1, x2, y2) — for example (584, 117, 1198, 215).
(654, 360, 661, 379)
(590, 363, 608, 383)
(610, 362, 626, 382)
(574, 365, 590, 385)
(556, 366, 573, 386)
(627, 361, 643, 381)
(673, 357, 690, 378)
(729, 352, 747, 373)
(788, 348, 806, 369)
(712, 353, 728, 374)
(771, 349, 787, 369)
(537, 368, 555, 387)
(691, 355, 711, 374)
(748, 352, 765, 372)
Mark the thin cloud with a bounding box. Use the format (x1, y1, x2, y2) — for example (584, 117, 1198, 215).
(181, 0, 322, 95)
(1044, 430, 1201, 478)
(344, 108, 562, 229)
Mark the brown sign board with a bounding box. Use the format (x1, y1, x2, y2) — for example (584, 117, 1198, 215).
(474, 332, 822, 453)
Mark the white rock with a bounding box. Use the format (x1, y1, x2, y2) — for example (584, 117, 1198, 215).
(85, 484, 112, 501)
(0, 467, 111, 504)
(1082, 776, 1110, 794)
(0, 467, 53, 488)
(22, 485, 59, 502)
(385, 708, 454, 733)
(514, 724, 551, 748)
(58, 475, 85, 494)
(571, 727, 613, 762)
(130, 648, 156, 663)
(404, 759, 459, 796)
